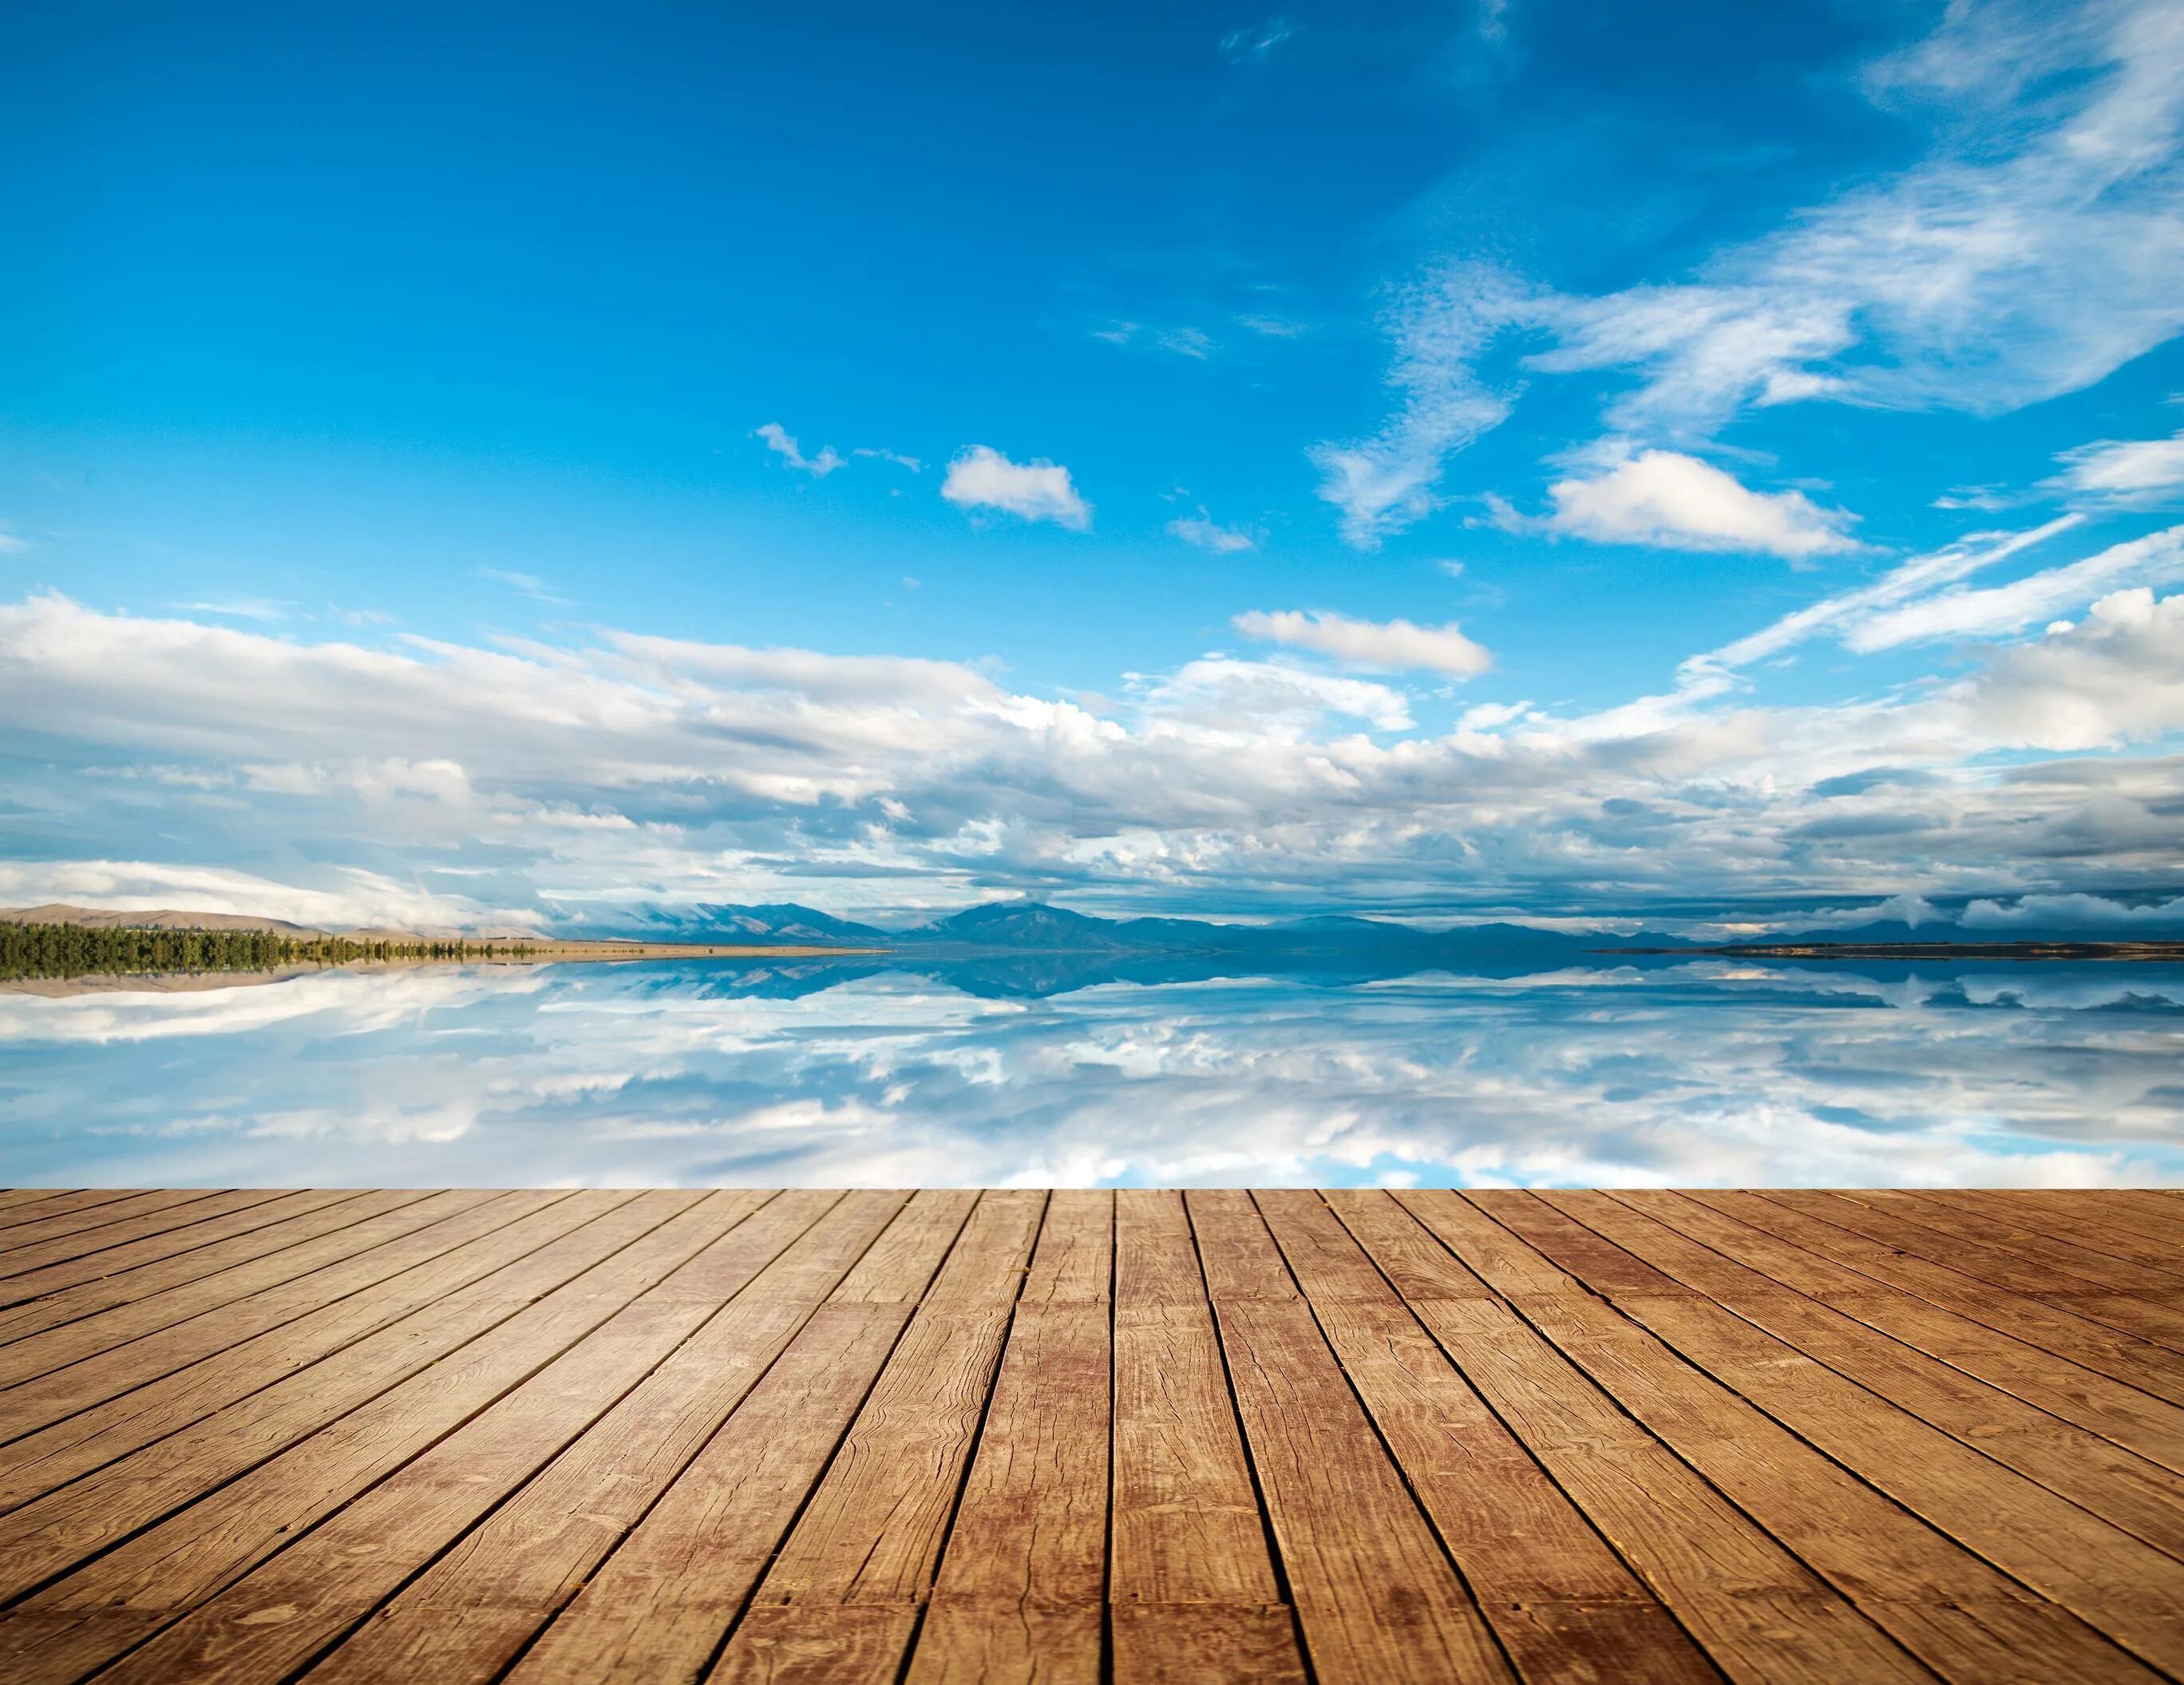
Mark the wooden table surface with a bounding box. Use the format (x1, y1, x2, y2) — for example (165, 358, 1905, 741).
(0, 1185, 2179, 1683)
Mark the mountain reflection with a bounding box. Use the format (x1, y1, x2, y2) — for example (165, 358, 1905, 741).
(2, 955, 2180, 1189)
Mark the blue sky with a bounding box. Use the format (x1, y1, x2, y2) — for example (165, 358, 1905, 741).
(3, 0, 2183, 930)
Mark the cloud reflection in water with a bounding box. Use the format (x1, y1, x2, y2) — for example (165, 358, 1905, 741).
(2, 957, 2180, 1188)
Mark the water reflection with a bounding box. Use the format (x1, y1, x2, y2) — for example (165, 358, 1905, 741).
(2, 956, 2181, 1188)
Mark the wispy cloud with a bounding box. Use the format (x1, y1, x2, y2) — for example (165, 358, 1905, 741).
(1157, 326, 1217, 360)
(1221, 17, 1295, 64)
(177, 598, 294, 623)
(853, 446, 923, 473)
(2049, 427, 2184, 504)
(754, 422, 845, 477)
(1232, 608, 1491, 678)
(0, 532, 27, 556)
(1168, 511, 1259, 554)
(1308, 267, 1523, 547)
(1314, 0, 2184, 541)
(940, 445, 1093, 530)
(475, 568, 571, 605)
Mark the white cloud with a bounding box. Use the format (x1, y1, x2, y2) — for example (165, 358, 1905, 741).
(8, 570, 2184, 922)
(0, 532, 27, 556)
(1168, 512, 1258, 554)
(0, 859, 530, 933)
(940, 445, 1092, 530)
(1846, 523, 2184, 650)
(1960, 890, 2184, 930)
(1535, 450, 1864, 560)
(1697, 516, 2083, 674)
(1312, 0, 2184, 536)
(1237, 314, 1306, 338)
(853, 447, 923, 473)
(754, 423, 844, 477)
(1308, 267, 1522, 547)
(1457, 700, 1531, 732)
(1945, 584, 2184, 750)
(2050, 427, 2184, 502)
(1232, 609, 1492, 678)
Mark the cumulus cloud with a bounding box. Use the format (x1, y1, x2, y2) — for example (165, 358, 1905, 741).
(2050, 427, 2184, 503)
(1960, 889, 2184, 931)
(1169, 512, 1258, 554)
(1533, 450, 1864, 560)
(1947, 584, 2184, 750)
(754, 423, 844, 477)
(940, 445, 1092, 530)
(1232, 609, 1492, 678)
(6, 568, 2184, 924)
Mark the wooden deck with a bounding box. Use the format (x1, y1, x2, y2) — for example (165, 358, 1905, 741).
(0, 1190, 2180, 1682)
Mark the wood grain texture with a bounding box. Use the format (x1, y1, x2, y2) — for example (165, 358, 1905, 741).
(0, 1186, 2176, 1685)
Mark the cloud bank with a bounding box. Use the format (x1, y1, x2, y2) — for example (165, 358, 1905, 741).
(6, 507, 2182, 928)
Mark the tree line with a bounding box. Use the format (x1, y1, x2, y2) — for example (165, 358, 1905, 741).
(0, 922, 531, 980)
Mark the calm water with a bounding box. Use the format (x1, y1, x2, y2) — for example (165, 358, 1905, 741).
(5, 955, 2182, 1188)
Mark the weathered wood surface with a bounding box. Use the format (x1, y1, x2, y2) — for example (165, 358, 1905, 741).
(0, 1188, 2180, 1683)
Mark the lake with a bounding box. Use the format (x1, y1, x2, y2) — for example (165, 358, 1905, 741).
(5, 955, 2182, 1188)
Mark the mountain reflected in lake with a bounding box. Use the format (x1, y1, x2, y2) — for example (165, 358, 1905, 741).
(4, 955, 2182, 1189)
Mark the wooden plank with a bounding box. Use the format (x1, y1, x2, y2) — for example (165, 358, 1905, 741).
(0, 1189, 401, 1347)
(1461, 1191, 2174, 1683)
(506, 1192, 972, 1685)
(1953, 1189, 2184, 1267)
(0, 1188, 448, 1391)
(1335, 1190, 1932, 1685)
(0, 1190, 144, 1238)
(1789, 1190, 2184, 1359)
(0, 1189, 598, 1511)
(705, 1190, 1044, 1685)
(0, 1187, 785, 1685)
(1255, 1191, 1717, 1685)
(824, 1189, 979, 1301)
(1109, 1190, 1304, 1685)
(0, 1189, 490, 1431)
(0, 1190, 243, 1271)
(1019, 1187, 1112, 1307)
(0, 1190, 67, 1218)
(1110, 1192, 1285, 1603)
(1398, 1189, 2165, 1685)
(1890, 1190, 2184, 1295)
(1111, 1605, 1304, 1685)
(906, 1193, 1113, 1685)
(254, 1192, 910, 1685)
(1190, 1189, 1514, 1685)
(0, 1188, 740, 1683)
(1689, 1190, 2184, 1408)
(0, 1189, 366, 1314)
(711, 1606, 922, 1685)
(1616, 1190, 2184, 1478)
(1551, 1191, 2184, 1560)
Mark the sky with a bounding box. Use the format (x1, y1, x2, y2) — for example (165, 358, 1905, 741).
(3, 0, 2183, 932)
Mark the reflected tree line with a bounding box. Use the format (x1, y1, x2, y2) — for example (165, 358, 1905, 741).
(0, 923, 528, 979)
